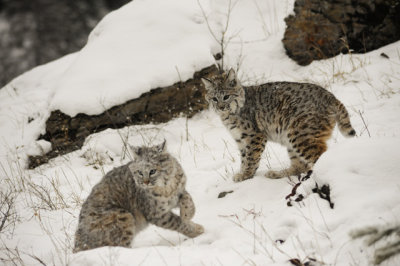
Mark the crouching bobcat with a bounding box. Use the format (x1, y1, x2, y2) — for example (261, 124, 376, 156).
(74, 141, 203, 252)
(202, 69, 356, 182)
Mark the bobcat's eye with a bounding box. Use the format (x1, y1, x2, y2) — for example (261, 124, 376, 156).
(212, 97, 218, 102)
(137, 170, 143, 176)
(149, 169, 156, 176)
(223, 95, 230, 101)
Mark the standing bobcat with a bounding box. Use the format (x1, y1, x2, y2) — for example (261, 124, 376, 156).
(74, 141, 203, 252)
(202, 69, 356, 182)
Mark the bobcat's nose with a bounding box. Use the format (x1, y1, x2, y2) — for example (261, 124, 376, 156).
(143, 180, 150, 185)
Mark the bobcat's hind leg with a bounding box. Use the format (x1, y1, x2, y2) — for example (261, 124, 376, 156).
(74, 209, 136, 252)
(266, 136, 328, 179)
(265, 148, 309, 179)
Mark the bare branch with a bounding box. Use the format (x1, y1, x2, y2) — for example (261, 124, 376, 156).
(0, 189, 17, 234)
(197, 0, 240, 72)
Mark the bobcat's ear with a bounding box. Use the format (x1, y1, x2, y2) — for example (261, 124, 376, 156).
(156, 140, 166, 153)
(226, 68, 238, 87)
(239, 86, 245, 97)
(201, 78, 213, 91)
(227, 68, 236, 82)
(130, 145, 142, 157)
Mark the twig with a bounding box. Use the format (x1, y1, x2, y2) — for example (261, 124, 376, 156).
(285, 171, 312, 207)
(175, 66, 189, 142)
(0, 194, 13, 233)
(358, 110, 371, 138)
(197, 0, 239, 72)
(26, 253, 47, 266)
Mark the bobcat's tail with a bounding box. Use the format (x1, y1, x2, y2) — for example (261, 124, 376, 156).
(335, 101, 356, 137)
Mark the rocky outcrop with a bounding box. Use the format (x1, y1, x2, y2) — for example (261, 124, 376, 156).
(283, 0, 400, 65)
(28, 65, 219, 168)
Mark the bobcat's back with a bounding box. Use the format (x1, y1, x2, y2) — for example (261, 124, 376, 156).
(202, 69, 355, 181)
(244, 82, 355, 139)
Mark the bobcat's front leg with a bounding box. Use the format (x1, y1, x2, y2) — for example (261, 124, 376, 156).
(234, 133, 266, 182)
(149, 212, 203, 238)
(179, 190, 195, 221)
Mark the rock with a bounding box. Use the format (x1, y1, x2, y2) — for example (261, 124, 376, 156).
(282, 0, 400, 65)
(217, 191, 234, 199)
(28, 65, 219, 169)
(0, 0, 130, 87)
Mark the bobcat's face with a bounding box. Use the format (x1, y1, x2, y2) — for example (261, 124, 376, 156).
(128, 141, 169, 190)
(130, 163, 161, 188)
(202, 69, 245, 114)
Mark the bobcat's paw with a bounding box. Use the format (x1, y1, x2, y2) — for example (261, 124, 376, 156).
(265, 170, 285, 179)
(180, 206, 195, 221)
(185, 222, 204, 238)
(233, 173, 252, 182)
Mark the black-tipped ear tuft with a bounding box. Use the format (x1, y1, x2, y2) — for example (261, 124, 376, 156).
(157, 140, 166, 153)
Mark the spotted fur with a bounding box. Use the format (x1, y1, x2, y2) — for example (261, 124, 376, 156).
(202, 69, 356, 182)
(73, 141, 203, 252)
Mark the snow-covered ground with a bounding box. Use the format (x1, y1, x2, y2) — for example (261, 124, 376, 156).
(1, 0, 400, 265)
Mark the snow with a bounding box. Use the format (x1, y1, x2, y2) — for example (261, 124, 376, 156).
(51, 0, 217, 116)
(1, 0, 400, 265)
